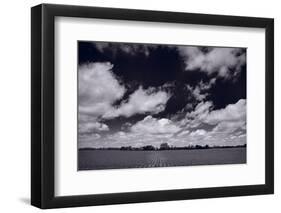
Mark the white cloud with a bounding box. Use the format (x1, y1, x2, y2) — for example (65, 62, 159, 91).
(178, 47, 246, 79)
(190, 129, 207, 137)
(78, 62, 172, 147)
(192, 101, 213, 116)
(182, 101, 213, 127)
(79, 62, 170, 121)
(172, 99, 246, 146)
(93, 42, 153, 57)
(199, 78, 216, 90)
(118, 44, 152, 56)
(78, 61, 246, 148)
(79, 111, 246, 148)
(78, 133, 102, 148)
(187, 85, 207, 101)
(204, 99, 246, 125)
(212, 121, 245, 133)
(131, 115, 181, 134)
(78, 62, 125, 117)
(79, 122, 109, 134)
(103, 86, 170, 119)
(182, 99, 246, 130)
(177, 129, 190, 137)
(186, 78, 216, 102)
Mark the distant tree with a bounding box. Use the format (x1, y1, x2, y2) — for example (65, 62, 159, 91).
(195, 145, 203, 149)
(120, 146, 132, 150)
(160, 143, 170, 150)
(142, 145, 155, 150)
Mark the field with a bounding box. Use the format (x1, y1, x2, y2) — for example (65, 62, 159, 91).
(78, 147, 246, 170)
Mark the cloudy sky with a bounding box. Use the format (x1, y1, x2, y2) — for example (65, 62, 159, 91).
(78, 41, 246, 149)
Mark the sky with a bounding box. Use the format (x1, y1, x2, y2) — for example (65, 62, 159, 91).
(78, 41, 246, 149)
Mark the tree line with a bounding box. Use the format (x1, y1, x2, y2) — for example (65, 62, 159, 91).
(80, 143, 246, 151)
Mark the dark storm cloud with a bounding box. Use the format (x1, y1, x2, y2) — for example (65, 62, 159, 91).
(78, 41, 246, 148)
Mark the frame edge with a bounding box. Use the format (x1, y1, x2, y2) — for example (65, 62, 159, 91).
(265, 18, 274, 194)
(31, 4, 43, 208)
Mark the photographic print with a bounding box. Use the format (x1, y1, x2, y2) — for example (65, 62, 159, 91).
(78, 41, 246, 170)
(31, 5, 274, 208)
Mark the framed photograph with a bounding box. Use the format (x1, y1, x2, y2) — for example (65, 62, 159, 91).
(31, 4, 274, 209)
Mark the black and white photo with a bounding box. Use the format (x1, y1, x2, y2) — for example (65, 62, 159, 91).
(78, 41, 247, 170)
(31, 4, 274, 208)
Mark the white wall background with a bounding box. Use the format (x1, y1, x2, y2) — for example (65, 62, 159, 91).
(0, 0, 279, 212)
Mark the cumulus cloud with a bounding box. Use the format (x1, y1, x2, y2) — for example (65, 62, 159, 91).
(205, 99, 246, 133)
(79, 62, 170, 120)
(182, 101, 213, 127)
(78, 62, 126, 117)
(78, 102, 246, 148)
(204, 99, 246, 126)
(185, 78, 216, 102)
(78, 47, 246, 149)
(212, 121, 245, 133)
(103, 86, 170, 119)
(186, 85, 206, 101)
(79, 122, 109, 134)
(78, 62, 172, 146)
(178, 47, 246, 79)
(177, 129, 190, 137)
(130, 115, 181, 134)
(181, 99, 246, 130)
(78, 133, 102, 148)
(164, 99, 246, 148)
(190, 129, 207, 137)
(81, 116, 181, 148)
(180, 99, 246, 138)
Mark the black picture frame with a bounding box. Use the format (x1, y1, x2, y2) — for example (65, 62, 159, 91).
(31, 3, 274, 209)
